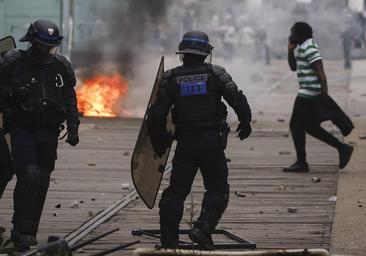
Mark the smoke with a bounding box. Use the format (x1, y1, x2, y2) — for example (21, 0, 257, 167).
(72, 0, 170, 78)
(72, 0, 356, 117)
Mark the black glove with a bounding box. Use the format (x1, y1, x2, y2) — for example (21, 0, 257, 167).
(66, 125, 79, 146)
(10, 86, 31, 102)
(152, 131, 172, 158)
(236, 122, 252, 140)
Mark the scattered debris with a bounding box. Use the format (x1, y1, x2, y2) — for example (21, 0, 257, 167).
(259, 211, 263, 214)
(55, 204, 62, 209)
(359, 134, 366, 140)
(226, 158, 231, 162)
(122, 183, 130, 190)
(234, 191, 246, 197)
(252, 119, 257, 124)
(311, 177, 321, 183)
(123, 151, 130, 156)
(287, 207, 297, 213)
(283, 133, 289, 137)
(360, 93, 366, 97)
(70, 200, 79, 209)
(91, 198, 96, 201)
(249, 147, 255, 151)
(98, 138, 103, 142)
(354, 114, 361, 117)
(88, 162, 96, 166)
(0, 226, 5, 234)
(80, 200, 84, 204)
(279, 151, 291, 155)
(277, 118, 285, 123)
(328, 195, 337, 202)
(349, 141, 356, 145)
(88, 211, 94, 217)
(358, 204, 363, 208)
(278, 185, 287, 191)
(259, 111, 264, 115)
(53, 211, 59, 217)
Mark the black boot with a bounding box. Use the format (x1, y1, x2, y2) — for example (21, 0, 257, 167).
(189, 222, 214, 251)
(160, 228, 179, 249)
(283, 161, 309, 172)
(338, 143, 354, 169)
(11, 229, 37, 252)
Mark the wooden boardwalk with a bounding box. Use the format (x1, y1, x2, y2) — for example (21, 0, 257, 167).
(0, 60, 348, 255)
(71, 124, 339, 255)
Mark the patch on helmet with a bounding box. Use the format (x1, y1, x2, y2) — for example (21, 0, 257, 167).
(48, 28, 54, 36)
(177, 74, 208, 96)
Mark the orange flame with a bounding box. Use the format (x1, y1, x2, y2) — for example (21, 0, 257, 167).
(77, 72, 128, 117)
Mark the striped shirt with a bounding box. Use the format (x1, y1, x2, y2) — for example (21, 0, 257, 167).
(296, 38, 322, 98)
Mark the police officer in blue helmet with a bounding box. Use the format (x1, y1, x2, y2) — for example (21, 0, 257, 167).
(0, 19, 79, 251)
(150, 31, 252, 250)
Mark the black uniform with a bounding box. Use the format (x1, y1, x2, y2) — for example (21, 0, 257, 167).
(0, 48, 79, 243)
(150, 60, 251, 248)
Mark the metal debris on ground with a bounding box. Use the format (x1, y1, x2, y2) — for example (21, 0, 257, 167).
(359, 134, 366, 140)
(328, 195, 337, 202)
(122, 183, 130, 190)
(70, 200, 79, 209)
(123, 151, 130, 156)
(234, 191, 246, 197)
(88, 211, 94, 217)
(277, 118, 285, 123)
(55, 204, 62, 209)
(311, 177, 321, 183)
(53, 211, 59, 217)
(287, 207, 297, 213)
(279, 151, 291, 155)
(279, 185, 287, 191)
(88, 162, 96, 166)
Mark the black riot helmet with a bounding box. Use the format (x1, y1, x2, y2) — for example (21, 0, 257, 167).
(176, 31, 213, 56)
(20, 19, 63, 47)
(20, 19, 63, 63)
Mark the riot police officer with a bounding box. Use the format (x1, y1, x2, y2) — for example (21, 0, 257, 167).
(150, 31, 252, 250)
(0, 19, 79, 251)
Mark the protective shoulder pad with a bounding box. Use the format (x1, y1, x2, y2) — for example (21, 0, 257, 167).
(210, 64, 233, 84)
(55, 54, 76, 87)
(162, 69, 173, 80)
(0, 49, 23, 71)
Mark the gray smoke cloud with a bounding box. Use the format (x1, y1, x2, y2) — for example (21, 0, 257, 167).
(73, 0, 169, 78)
(72, 0, 358, 117)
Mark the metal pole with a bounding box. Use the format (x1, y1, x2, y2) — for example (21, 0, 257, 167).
(70, 228, 120, 251)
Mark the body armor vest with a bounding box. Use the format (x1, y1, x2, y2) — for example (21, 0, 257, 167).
(10, 56, 66, 127)
(169, 64, 222, 129)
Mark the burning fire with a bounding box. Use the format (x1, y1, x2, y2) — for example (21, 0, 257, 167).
(77, 72, 128, 117)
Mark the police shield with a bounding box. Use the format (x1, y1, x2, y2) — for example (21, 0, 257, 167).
(131, 57, 174, 209)
(0, 36, 16, 55)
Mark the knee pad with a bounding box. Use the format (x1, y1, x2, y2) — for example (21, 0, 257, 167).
(203, 184, 229, 211)
(159, 187, 185, 225)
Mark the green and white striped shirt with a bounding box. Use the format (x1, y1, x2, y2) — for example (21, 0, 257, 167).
(296, 38, 322, 98)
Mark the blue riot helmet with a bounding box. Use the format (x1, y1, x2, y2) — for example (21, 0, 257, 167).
(20, 19, 63, 63)
(176, 31, 213, 56)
